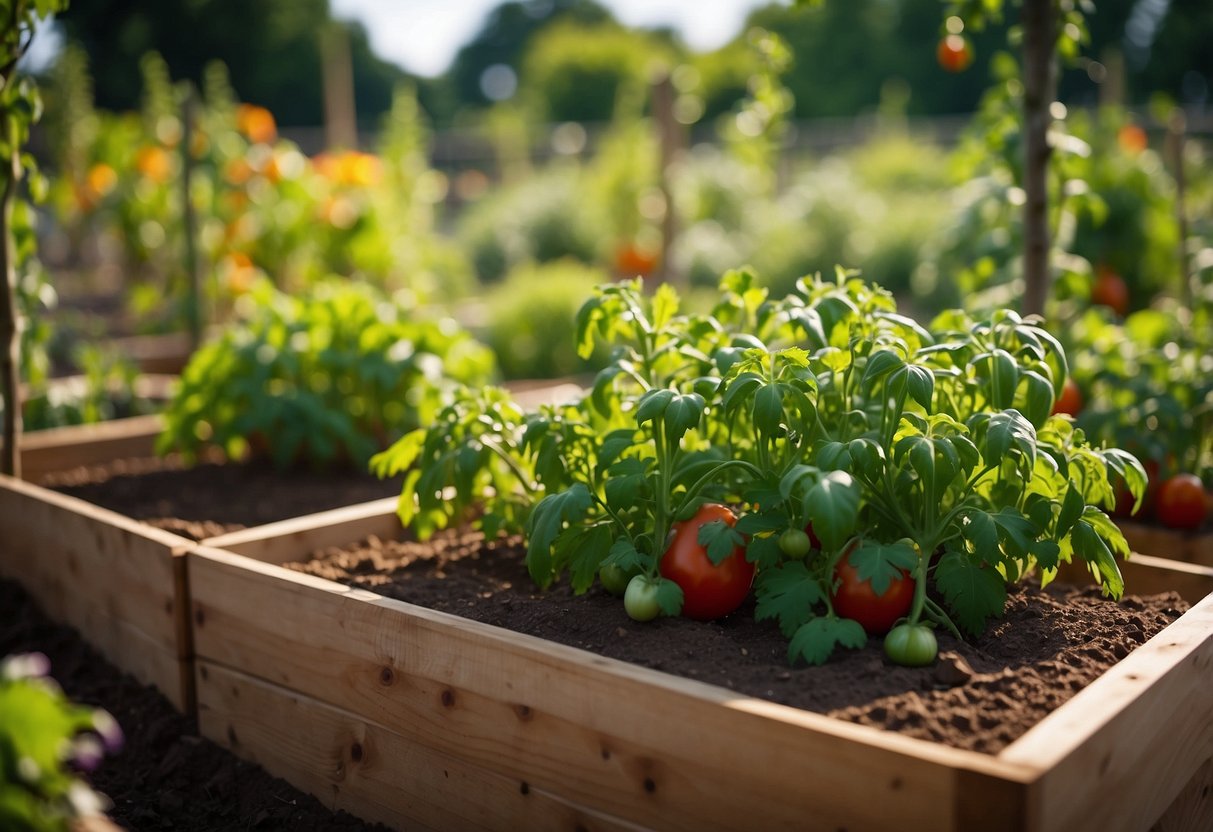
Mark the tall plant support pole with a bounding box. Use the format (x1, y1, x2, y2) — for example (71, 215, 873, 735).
(0, 117, 20, 478)
(1169, 109, 1191, 309)
(181, 86, 202, 351)
(321, 23, 357, 150)
(1020, 0, 1057, 318)
(651, 72, 683, 287)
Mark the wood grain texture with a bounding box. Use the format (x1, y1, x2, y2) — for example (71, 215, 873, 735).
(0, 475, 193, 710)
(196, 660, 644, 832)
(1000, 593, 1213, 832)
(201, 497, 401, 565)
(1119, 521, 1213, 568)
(188, 545, 1030, 832)
(1057, 553, 1213, 606)
(16, 414, 164, 484)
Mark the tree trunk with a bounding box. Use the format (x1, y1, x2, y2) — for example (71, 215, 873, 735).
(0, 137, 21, 478)
(1020, 0, 1056, 319)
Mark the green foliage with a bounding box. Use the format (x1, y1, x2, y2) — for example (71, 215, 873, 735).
(0, 653, 118, 831)
(158, 280, 495, 469)
(378, 268, 1143, 664)
(15, 346, 156, 431)
(482, 259, 608, 380)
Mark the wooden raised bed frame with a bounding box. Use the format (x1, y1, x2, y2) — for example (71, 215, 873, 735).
(1117, 520, 1213, 570)
(0, 475, 195, 711)
(192, 501, 1213, 832)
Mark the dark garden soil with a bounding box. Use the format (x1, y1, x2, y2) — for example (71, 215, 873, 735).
(43, 455, 402, 541)
(0, 579, 389, 832)
(290, 530, 1188, 755)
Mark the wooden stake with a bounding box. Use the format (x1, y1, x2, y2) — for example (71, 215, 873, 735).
(321, 24, 358, 150)
(0, 136, 19, 478)
(1020, 0, 1057, 319)
(180, 85, 202, 351)
(651, 72, 683, 287)
(1168, 108, 1191, 309)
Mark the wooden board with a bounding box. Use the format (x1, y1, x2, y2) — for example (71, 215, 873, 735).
(196, 660, 642, 832)
(1119, 521, 1213, 568)
(188, 545, 1037, 832)
(1000, 592, 1213, 832)
(0, 475, 194, 711)
(17, 414, 164, 484)
(1056, 553, 1213, 606)
(202, 497, 401, 565)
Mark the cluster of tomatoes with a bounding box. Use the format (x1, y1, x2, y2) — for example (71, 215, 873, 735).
(614, 503, 921, 656)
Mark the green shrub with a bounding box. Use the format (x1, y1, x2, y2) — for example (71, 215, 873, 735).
(483, 260, 608, 380)
(158, 279, 495, 468)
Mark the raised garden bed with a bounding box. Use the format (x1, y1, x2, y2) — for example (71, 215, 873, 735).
(189, 501, 1213, 832)
(1116, 520, 1213, 569)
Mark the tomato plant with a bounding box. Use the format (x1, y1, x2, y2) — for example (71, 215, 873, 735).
(831, 551, 914, 635)
(660, 504, 755, 620)
(1155, 474, 1208, 530)
(378, 270, 1146, 667)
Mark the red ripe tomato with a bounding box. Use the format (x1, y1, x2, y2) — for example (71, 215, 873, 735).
(660, 504, 755, 620)
(936, 35, 973, 73)
(1155, 474, 1208, 530)
(614, 243, 659, 278)
(832, 553, 914, 635)
(1092, 267, 1130, 316)
(1051, 377, 1083, 417)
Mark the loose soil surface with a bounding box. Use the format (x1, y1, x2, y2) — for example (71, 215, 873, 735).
(292, 530, 1188, 755)
(44, 456, 401, 541)
(0, 579, 389, 832)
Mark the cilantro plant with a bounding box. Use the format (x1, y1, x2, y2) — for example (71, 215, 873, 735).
(159, 279, 494, 469)
(0, 653, 120, 831)
(375, 269, 1145, 666)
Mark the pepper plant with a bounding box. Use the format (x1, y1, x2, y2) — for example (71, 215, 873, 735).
(374, 269, 1145, 666)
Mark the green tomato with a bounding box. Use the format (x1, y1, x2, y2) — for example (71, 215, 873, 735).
(623, 575, 661, 622)
(883, 623, 938, 667)
(599, 563, 637, 596)
(778, 528, 812, 559)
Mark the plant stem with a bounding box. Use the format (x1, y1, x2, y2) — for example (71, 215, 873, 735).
(0, 121, 20, 478)
(1021, 0, 1057, 318)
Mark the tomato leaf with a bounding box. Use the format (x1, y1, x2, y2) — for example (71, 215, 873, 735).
(754, 562, 825, 638)
(663, 393, 705, 446)
(861, 349, 905, 390)
(526, 484, 593, 588)
(906, 364, 935, 412)
(1069, 519, 1125, 598)
(990, 508, 1038, 559)
(604, 458, 650, 512)
(935, 548, 1007, 636)
(1056, 484, 1085, 537)
(803, 470, 859, 551)
(961, 510, 999, 558)
(753, 383, 784, 435)
(635, 388, 676, 426)
(787, 616, 868, 666)
(602, 538, 644, 573)
(846, 541, 917, 596)
(655, 578, 684, 616)
(562, 524, 614, 594)
(698, 520, 746, 566)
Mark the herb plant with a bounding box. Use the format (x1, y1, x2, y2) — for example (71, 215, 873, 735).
(160, 279, 495, 469)
(375, 270, 1145, 666)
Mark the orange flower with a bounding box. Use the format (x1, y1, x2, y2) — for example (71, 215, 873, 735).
(236, 103, 277, 145)
(85, 163, 118, 200)
(221, 251, 257, 294)
(224, 157, 254, 186)
(135, 146, 172, 183)
(1117, 124, 1148, 156)
(320, 195, 358, 229)
(312, 150, 381, 187)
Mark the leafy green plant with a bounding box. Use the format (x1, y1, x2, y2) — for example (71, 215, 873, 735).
(0, 652, 120, 831)
(376, 269, 1144, 666)
(159, 279, 495, 469)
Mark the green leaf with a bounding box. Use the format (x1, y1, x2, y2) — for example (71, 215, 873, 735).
(746, 533, 785, 569)
(847, 437, 885, 481)
(564, 524, 614, 594)
(803, 471, 859, 551)
(656, 578, 685, 616)
(722, 371, 764, 414)
(604, 458, 649, 512)
(906, 365, 935, 412)
(753, 384, 784, 435)
(526, 484, 593, 588)
(664, 393, 705, 446)
(934, 549, 1007, 637)
(754, 562, 825, 638)
(636, 388, 675, 426)
(846, 541, 918, 595)
(787, 616, 868, 666)
(1021, 370, 1054, 427)
(602, 537, 645, 573)
(597, 428, 637, 470)
(1070, 519, 1124, 598)
(990, 508, 1038, 559)
(861, 349, 904, 390)
(1056, 485, 1085, 537)
(962, 510, 999, 558)
(698, 519, 746, 566)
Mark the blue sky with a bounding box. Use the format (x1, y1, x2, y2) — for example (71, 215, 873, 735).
(330, 0, 769, 77)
